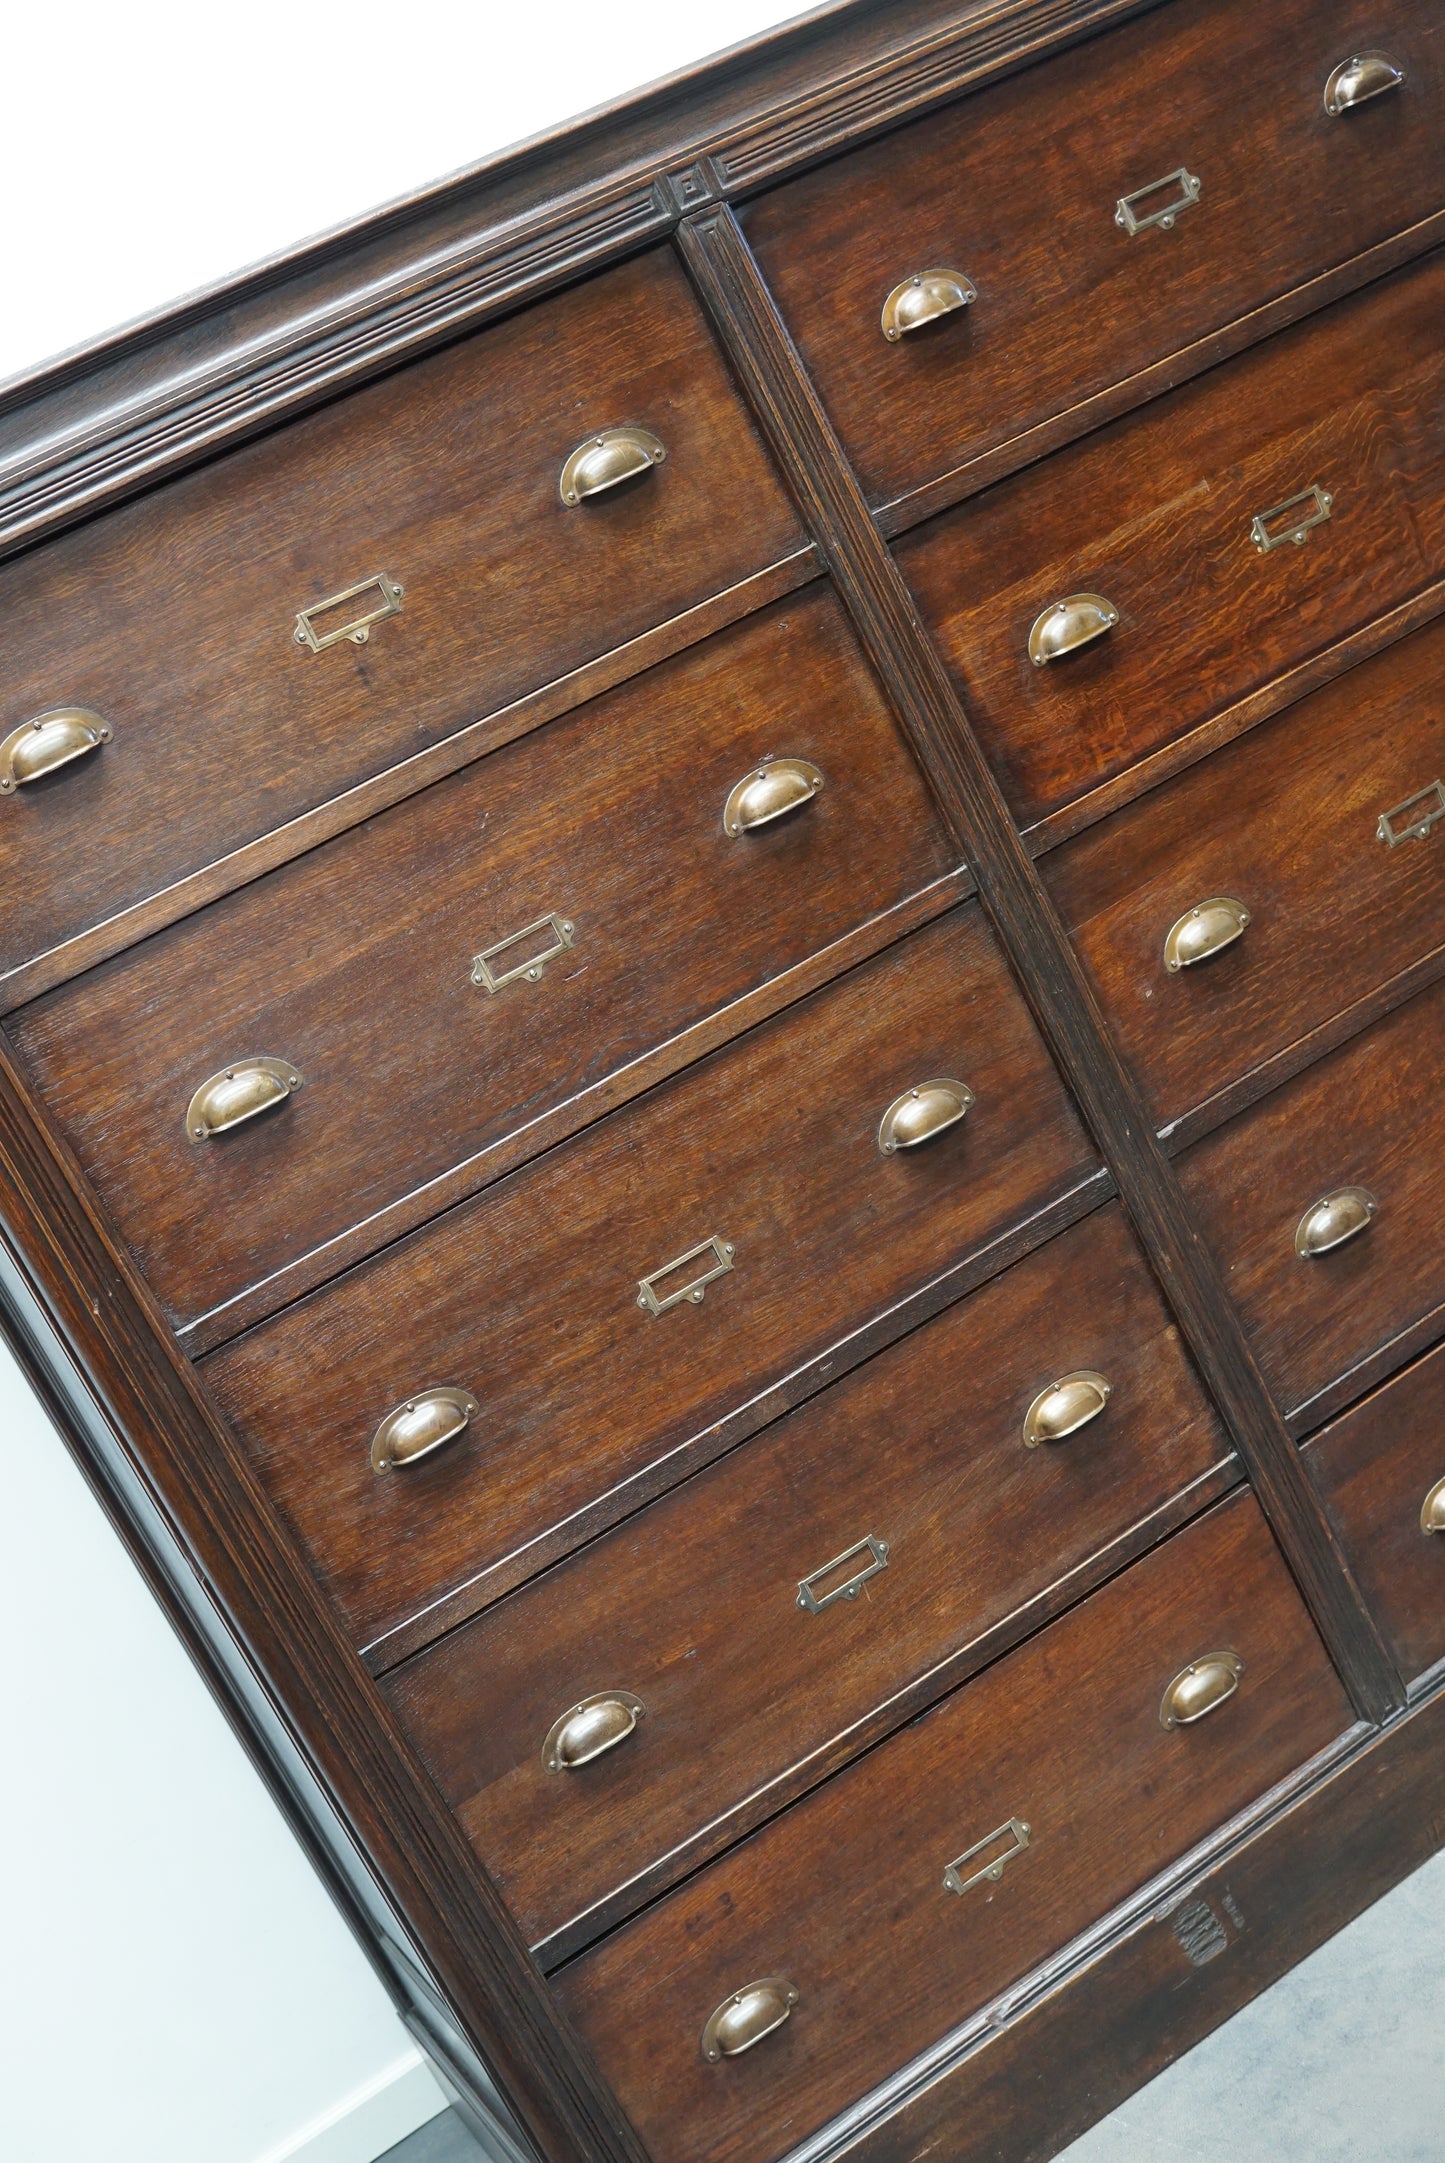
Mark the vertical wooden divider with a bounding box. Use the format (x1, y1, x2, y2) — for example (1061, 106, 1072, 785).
(674, 202, 1403, 1727)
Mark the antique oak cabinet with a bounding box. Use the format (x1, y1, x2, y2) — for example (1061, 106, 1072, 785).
(3, 4, 1444, 2158)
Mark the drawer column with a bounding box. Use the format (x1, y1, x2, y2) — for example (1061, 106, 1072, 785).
(673, 202, 1403, 1727)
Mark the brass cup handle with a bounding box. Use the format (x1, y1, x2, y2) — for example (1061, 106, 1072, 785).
(1027, 593, 1119, 667)
(1295, 1186, 1376, 1259)
(559, 426, 666, 505)
(542, 1691, 646, 1771)
(1325, 51, 1404, 115)
(1022, 1371, 1112, 1448)
(880, 269, 977, 341)
(701, 1979, 800, 2063)
(1421, 1477, 1445, 1535)
(0, 708, 112, 795)
(877, 1077, 975, 1155)
(185, 1057, 302, 1141)
(370, 1387, 480, 1473)
(1160, 1650, 1243, 1729)
(1163, 896, 1251, 973)
(722, 757, 824, 836)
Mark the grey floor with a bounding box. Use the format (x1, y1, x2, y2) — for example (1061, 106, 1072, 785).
(380, 1846, 1444, 2163)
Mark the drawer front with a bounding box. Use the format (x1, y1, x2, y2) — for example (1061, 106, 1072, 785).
(901, 248, 1445, 828)
(743, 0, 1444, 512)
(1047, 613, 1445, 1127)
(386, 1203, 1230, 1954)
(1178, 980, 1445, 1423)
(556, 1492, 1349, 2163)
(0, 248, 803, 983)
(1307, 1340, 1445, 1683)
(202, 905, 1097, 1652)
(10, 590, 954, 1333)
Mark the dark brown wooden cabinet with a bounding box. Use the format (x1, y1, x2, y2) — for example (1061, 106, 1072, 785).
(2, 6, 1443, 2163)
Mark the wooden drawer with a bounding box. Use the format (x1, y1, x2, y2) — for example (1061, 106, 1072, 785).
(0, 247, 802, 988)
(742, 0, 1445, 515)
(201, 904, 1097, 1657)
(386, 1203, 1230, 1957)
(556, 1491, 1349, 2163)
(9, 589, 955, 1337)
(1306, 1341, 1445, 1686)
(1178, 980, 1445, 1427)
(899, 245, 1445, 830)
(1046, 613, 1445, 1128)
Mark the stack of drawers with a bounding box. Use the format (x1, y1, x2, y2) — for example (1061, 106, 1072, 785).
(3, 3, 1443, 2160)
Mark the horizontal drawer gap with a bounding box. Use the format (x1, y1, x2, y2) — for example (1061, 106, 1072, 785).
(873, 215, 1445, 546)
(360, 1167, 1116, 1670)
(177, 866, 974, 1356)
(1158, 940, 1445, 1160)
(529, 1455, 1240, 1970)
(0, 548, 819, 1017)
(1023, 575, 1445, 867)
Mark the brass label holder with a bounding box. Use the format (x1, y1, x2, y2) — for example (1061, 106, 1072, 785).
(1250, 485, 1332, 553)
(1377, 781, 1445, 849)
(293, 573, 404, 652)
(1114, 166, 1200, 235)
(944, 1816, 1033, 1897)
(796, 1534, 890, 1614)
(471, 913, 576, 993)
(636, 1235, 735, 1316)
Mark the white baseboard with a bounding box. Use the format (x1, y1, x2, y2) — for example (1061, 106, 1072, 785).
(254, 2050, 449, 2163)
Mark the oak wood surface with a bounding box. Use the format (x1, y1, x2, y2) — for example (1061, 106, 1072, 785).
(0, 1, 1164, 562)
(742, 0, 1445, 515)
(2, 4, 1439, 2158)
(387, 1202, 1231, 1961)
(1022, 574, 1445, 861)
(1046, 612, 1445, 1128)
(11, 586, 955, 1336)
(1305, 1339, 1445, 1688)
(0, 548, 822, 1018)
(0, 247, 801, 983)
(900, 247, 1445, 827)
(830, 1679, 1445, 2163)
(0, 1022, 648, 2163)
(1177, 977, 1445, 1429)
(676, 202, 1404, 1723)
(201, 903, 1096, 1655)
(555, 1491, 1351, 2163)
(172, 867, 978, 1357)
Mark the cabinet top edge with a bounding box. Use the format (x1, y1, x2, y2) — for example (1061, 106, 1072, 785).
(0, 0, 1161, 560)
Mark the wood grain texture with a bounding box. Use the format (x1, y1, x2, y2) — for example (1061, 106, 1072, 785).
(1155, 942, 1445, 1163)
(1305, 1339, 1445, 1688)
(387, 1202, 1232, 1962)
(1021, 572, 1445, 861)
(824, 1681, 1445, 2163)
(901, 247, 1445, 827)
(0, 8, 1439, 2160)
(1177, 977, 1445, 1432)
(0, 1033, 646, 2163)
(1046, 612, 1445, 1129)
(200, 903, 1097, 1656)
(555, 1492, 1351, 2163)
(12, 586, 956, 1337)
(0, 247, 801, 985)
(0, 0, 1164, 561)
(675, 201, 1404, 1724)
(742, 0, 1445, 514)
(0, 546, 820, 1017)
(172, 867, 977, 1358)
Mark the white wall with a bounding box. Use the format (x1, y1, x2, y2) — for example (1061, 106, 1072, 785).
(0, 1329, 445, 2163)
(2, 0, 808, 389)
(1, 6, 802, 2161)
